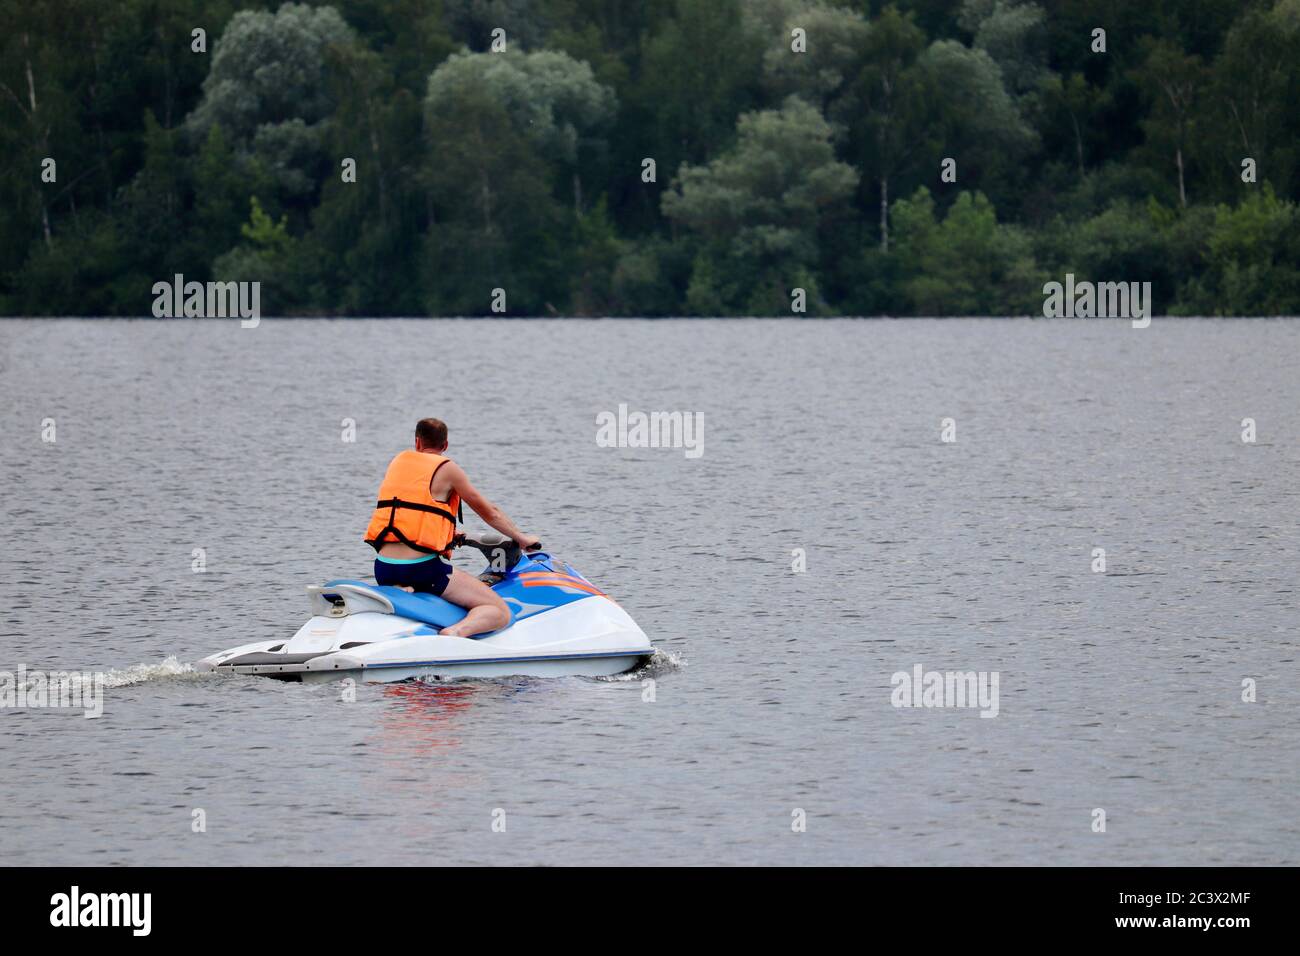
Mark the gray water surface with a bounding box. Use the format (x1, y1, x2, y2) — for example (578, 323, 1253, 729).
(1, 318, 1297, 865)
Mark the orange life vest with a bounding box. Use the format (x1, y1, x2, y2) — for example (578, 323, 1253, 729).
(365, 449, 462, 556)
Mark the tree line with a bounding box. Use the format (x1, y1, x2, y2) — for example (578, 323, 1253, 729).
(1, 0, 1298, 317)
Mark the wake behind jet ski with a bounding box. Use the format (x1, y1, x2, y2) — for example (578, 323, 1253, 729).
(197, 530, 653, 683)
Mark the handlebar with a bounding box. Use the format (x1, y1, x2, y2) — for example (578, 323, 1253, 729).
(455, 530, 542, 576)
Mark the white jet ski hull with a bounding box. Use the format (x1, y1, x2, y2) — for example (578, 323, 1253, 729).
(197, 570, 652, 683)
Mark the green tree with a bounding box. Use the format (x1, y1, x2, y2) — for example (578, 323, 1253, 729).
(888, 187, 1041, 314)
(959, 0, 1048, 98)
(663, 96, 856, 314)
(420, 48, 616, 312)
(630, 0, 764, 219)
(918, 39, 1036, 201)
(186, 3, 357, 143)
(425, 47, 615, 214)
(335, 0, 457, 92)
(1177, 185, 1300, 315)
(1038, 71, 1108, 182)
(0, 1, 88, 252)
(1208, 1, 1300, 200)
(213, 196, 307, 311)
(569, 197, 623, 315)
(422, 86, 566, 313)
(1036, 199, 1186, 311)
(442, 0, 549, 51)
(1133, 39, 1205, 208)
(305, 43, 427, 314)
(185, 3, 357, 213)
(760, 1, 871, 116)
(189, 123, 266, 269)
(846, 5, 934, 252)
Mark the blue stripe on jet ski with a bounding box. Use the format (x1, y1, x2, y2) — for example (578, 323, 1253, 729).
(358, 648, 649, 669)
(323, 578, 593, 632)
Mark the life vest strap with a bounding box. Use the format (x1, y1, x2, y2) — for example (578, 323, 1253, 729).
(375, 498, 457, 524)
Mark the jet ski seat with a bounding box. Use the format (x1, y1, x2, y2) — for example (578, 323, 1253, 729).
(320, 580, 467, 630)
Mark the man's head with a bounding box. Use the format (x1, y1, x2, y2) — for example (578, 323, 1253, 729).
(415, 417, 448, 453)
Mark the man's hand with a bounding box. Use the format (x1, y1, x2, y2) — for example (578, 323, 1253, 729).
(515, 534, 541, 551)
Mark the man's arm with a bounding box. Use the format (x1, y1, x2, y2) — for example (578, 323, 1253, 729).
(444, 462, 539, 549)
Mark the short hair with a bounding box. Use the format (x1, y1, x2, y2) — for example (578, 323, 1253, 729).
(415, 418, 448, 448)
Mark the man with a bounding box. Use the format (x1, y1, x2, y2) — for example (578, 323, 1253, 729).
(365, 418, 539, 638)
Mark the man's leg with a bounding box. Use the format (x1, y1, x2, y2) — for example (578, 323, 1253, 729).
(438, 568, 511, 637)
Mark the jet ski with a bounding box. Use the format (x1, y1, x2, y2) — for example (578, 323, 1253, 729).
(196, 530, 653, 683)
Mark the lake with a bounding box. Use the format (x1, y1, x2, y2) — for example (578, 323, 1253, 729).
(1, 317, 1297, 865)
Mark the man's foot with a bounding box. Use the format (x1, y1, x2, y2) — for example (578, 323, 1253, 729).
(439, 625, 467, 637)
(399, 586, 415, 593)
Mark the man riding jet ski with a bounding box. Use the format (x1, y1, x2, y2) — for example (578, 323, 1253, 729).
(365, 417, 540, 637)
(196, 419, 652, 682)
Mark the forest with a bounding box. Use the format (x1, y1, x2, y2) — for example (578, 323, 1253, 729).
(1, 0, 1298, 317)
